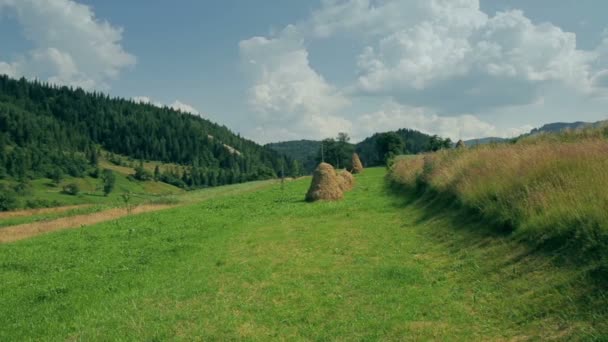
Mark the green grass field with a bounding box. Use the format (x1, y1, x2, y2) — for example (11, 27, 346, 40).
(1, 168, 606, 340)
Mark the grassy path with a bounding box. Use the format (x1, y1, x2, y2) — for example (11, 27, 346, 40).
(0, 168, 605, 340)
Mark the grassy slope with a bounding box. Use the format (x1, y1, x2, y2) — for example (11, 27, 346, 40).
(0, 179, 276, 229)
(1, 168, 606, 340)
(390, 127, 608, 271)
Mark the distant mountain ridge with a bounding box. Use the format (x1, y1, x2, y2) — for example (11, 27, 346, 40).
(529, 120, 606, 134)
(466, 120, 607, 146)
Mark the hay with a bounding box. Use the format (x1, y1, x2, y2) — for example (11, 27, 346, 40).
(305, 163, 344, 202)
(338, 170, 355, 192)
(456, 140, 466, 149)
(352, 153, 364, 174)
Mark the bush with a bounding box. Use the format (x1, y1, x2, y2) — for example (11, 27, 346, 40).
(89, 168, 101, 179)
(13, 179, 32, 196)
(62, 183, 80, 196)
(133, 164, 153, 181)
(25, 199, 61, 209)
(0, 184, 18, 211)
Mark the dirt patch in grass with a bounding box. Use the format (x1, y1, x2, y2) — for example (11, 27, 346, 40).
(0, 204, 174, 243)
(0, 205, 92, 219)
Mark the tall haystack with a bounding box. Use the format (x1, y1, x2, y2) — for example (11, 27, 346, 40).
(456, 140, 466, 149)
(305, 163, 343, 202)
(338, 170, 355, 192)
(352, 153, 364, 174)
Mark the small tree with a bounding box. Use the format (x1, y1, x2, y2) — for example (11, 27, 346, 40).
(121, 191, 133, 213)
(88, 147, 99, 166)
(101, 169, 116, 196)
(376, 132, 405, 165)
(153, 165, 161, 181)
(49, 168, 63, 186)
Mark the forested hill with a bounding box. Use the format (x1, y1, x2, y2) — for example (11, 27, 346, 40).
(0, 75, 292, 187)
(355, 128, 434, 166)
(265, 140, 321, 174)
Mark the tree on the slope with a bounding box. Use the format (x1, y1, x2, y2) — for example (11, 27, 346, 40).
(376, 132, 405, 164)
(428, 135, 453, 152)
(101, 169, 116, 196)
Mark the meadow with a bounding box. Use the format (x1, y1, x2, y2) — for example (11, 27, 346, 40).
(1, 168, 606, 340)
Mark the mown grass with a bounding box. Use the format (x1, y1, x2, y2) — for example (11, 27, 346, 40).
(390, 127, 608, 270)
(0, 205, 107, 229)
(1, 168, 606, 340)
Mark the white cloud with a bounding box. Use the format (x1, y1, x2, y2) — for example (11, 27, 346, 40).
(349, 4, 597, 111)
(238, 0, 608, 143)
(0, 0, 135, 89)
(239, 26, 350, 142)
(132, 96, 202, 116)
(169, 100, 200, 115)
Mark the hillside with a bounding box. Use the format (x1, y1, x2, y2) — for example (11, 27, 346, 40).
(1, 168, 606, 339)
(0, 75, 292, 198)
(265, 140, 321, 173)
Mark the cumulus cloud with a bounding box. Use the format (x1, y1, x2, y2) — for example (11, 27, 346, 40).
(0, 0, 135, 89)
(239, 26, 351, 142)
(242, 0, 608, 142)
(348, 3, 597, 112)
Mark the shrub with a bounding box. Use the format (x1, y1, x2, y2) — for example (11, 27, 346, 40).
(133, 164, 152, 181)
(62, 183, 80, 196)
(0, 184, 18, 211)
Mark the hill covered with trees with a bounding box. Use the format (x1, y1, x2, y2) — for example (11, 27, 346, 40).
(267, 129, 448, 172)
(0, 75, 293, 193)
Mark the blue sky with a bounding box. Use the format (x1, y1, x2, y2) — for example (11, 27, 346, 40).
(1, 0, 607, 143)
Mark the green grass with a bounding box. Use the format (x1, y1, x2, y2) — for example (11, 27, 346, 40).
(1, 168, 606, 340)
(2, 170, 183, 210)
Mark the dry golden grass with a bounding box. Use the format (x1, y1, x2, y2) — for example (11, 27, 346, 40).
(389, 129, 608, 255)
(0, 205, 91, 219)
(337, 170, 355, 192)
(352, 153, 364, 174)
(0, 204, 174, 243)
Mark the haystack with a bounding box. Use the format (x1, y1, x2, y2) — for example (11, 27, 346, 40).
(338, 170, 355, 192)
(456, 140, 466, 149)
(352, 153, 364, 174)
(305, 163, 343, 202)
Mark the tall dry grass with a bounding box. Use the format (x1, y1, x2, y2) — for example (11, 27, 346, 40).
(389, 126, 608, 258)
